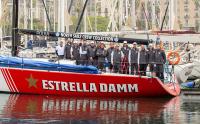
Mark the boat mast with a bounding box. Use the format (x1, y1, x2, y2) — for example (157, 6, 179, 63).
(12, 0, 19, 56)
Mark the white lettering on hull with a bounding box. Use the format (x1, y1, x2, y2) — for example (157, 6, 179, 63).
(42, 80, 139, 93)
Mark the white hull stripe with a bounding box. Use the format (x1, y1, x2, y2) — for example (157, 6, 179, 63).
(2, 68, 15, 92)
(5, 68, 19, 92)
(0, 68, 13, 92)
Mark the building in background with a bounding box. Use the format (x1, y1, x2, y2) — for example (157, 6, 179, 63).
(0, 0, 200, 37)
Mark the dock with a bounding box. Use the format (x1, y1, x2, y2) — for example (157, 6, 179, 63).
(181, 89, 200, 95)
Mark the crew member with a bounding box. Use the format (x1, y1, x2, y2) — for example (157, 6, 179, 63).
(96, 43, 107, 71)
(139, 45, 148, 76)
(79, 39, 88, 65)
(121, 41, 130, 74)
(55, 41, 65, 60)
(72, 40, 80, 65)
(155, 44, 166, 81)
(111, 44, 124, 73)
(147, 44, 156, 76)
(129, 42, 139, 75)
(64, 39, 72, 59)
(87, 41, 97, 66)
(106, 42, 115, 72)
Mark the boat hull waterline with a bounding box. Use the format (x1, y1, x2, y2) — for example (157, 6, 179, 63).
(0, 67, 180, 97)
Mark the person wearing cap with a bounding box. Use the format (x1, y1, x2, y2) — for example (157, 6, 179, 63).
(111, 44, 124, 73)
(96, 43, 107, 71)
(106, 42, 115, 72)
(129, 42, 139, 75)
(121, 41, 130, 74)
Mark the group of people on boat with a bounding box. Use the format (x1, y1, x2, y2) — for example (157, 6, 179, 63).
(55, 38, 166, 80)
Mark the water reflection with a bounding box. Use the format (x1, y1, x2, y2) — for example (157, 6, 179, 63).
(0, 94, 199, 124)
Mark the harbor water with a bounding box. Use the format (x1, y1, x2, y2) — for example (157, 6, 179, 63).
(0, 93, 199, 124)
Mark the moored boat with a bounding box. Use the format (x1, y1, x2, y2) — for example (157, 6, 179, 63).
(0, 56, 180, 97)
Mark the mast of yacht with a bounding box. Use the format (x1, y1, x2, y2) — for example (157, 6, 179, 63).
(12, 0, 19, 56)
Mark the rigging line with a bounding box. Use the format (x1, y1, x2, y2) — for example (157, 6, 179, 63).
(160, 1, 169, 31)
(68, 0, 73, 14)
(41, 0, 52, 30)
(141, 2, 150, 40)
(75, 0, 89, 33)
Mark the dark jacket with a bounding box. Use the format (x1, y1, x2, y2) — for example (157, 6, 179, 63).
(96, 48, 107, 63)
(112, 49, 122, 64)
(87, 46, 97, 58)
(139, 49, 148, 64)
(148, 49, 156, 64)
(129, 48, 139, 64)
(107, 47, 114, 62)
(72, 45, 80, 60)
(64, 44, 72, 59)
(154, 49, 166, 64)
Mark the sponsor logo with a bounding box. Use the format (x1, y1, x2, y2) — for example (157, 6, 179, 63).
(55, 32, 60, 37)
(42, 80, 139, 93)
(114, 37, 119, 42)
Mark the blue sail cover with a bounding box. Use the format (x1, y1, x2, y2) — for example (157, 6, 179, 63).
(0, 56, 99, 74)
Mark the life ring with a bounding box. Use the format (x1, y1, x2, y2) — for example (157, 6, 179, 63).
(167, 51, 180, 65)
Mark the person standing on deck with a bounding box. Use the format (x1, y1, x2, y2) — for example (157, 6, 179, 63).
(79, 39, 88, 65)
(87, 41, 97, 66)
(72, 40, 80, 65)
(147, 44, 156, 77)
(106, 42, 115, 72)
(111, 44, 124, 73)
(96, 43, 107, 71)
(64, 39, 73, 60)
(129, 42, 139, 75)
(55, 41, 65, 60)
(139, 45, 148, 76)
(155, 44, 166, 81)
(121, 41, 130, 74)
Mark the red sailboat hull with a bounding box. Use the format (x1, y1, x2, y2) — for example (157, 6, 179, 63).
(0, 67, 180, 97)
